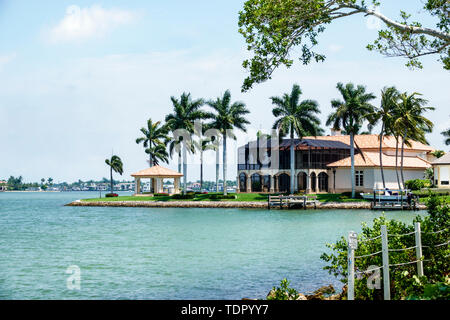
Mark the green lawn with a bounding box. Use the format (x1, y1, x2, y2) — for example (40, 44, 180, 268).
(81, 192, 367, 203)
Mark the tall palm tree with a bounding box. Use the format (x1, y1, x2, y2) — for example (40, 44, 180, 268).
(165, 93, 212, 194)
(327, 82, 376, 198)
(392, 92, 434, 188)
(207, 90, 250, 195)
(105, 155, 123, 194)
(366, 86, 399, 189)
(136, 119, 169, 193)
(271, 84, 323, 194)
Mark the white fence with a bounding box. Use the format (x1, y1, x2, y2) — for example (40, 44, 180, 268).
(347, 222, 449, 300)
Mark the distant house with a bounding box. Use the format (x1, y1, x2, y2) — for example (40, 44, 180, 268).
(432, 153, 450, 188)
(0, 180, 7, 192)
(237, 133, 435, 193)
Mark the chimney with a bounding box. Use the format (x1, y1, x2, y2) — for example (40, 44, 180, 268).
(331, 129, 342, 136)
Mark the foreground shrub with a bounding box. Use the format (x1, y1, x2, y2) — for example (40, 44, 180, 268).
(105, 193, 118, 197)
(171, 193, 195, 200)
(405, 179, 431, 191)
(154, 193, 169, 196)
(321, 193, 450, 300)
(267, 279, 300, 300)
(209, 194, 236, 200)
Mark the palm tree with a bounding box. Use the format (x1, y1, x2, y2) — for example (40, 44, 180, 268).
(136, 119, 169, 193)
(442, 127, 450, 146)
(271, 84, 323, 194)
(207, 90, 250, 195)
(136, 119, 169, 167)
(366, 86, 399, 189)
(431, 150, 445, 158)
(165, 93, 212, 194)
(145, 143, 169, 165)
(105, 155, 123, 194)
(327, 82, 376, 198)
(392, 92, 434, 188)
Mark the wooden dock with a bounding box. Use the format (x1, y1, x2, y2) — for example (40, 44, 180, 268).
(268, 195, 319, 210)
(370, 200, 418, 211)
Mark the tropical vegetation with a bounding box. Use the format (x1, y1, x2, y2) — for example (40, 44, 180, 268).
(321, 193, 450, 300)
(165, 92, 212, 194)
(105, 155, 124, 194)
(206, 90, 250, 195)
(238, 0, 450, 91)
(326, 82, 376, 198)
(271, 84, 323, 194)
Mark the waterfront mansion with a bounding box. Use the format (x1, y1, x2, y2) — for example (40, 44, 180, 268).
(236, 132, 435, 194)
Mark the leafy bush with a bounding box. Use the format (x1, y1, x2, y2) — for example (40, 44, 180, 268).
(405, 179, 431, 191)
(171, 193, 195, 200)
(105, 193, 118, 197)
(406, 277, 450, 300)
(209, 194, 236, 200)
(321, 193, 450, 300)
(267, 279, 300, 300)
(154, 193, 169, 196)
(413, 190, 450, 198)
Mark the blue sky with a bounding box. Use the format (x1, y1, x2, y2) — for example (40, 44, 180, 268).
(0, 1, 449, 183)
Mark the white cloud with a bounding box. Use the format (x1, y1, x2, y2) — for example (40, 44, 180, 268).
(0, 53, 16, 71)
(48, 5, 135, 43)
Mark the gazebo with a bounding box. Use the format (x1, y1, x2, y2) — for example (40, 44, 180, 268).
(131, 165, 183, 195)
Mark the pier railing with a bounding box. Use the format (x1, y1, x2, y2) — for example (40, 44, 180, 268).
(347, 223, 449, 300)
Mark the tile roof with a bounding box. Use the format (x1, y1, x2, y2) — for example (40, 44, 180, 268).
(302, 134, 434, 152)
(432, 152, 450, 165)
(131, 165, 183, 177)
(327, 152, 431, 169)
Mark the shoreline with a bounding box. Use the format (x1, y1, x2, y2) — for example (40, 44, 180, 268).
(65, 200, 427, 210)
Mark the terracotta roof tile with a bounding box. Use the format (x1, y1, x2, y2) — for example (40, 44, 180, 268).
(327, 152, 431, 169)
(131, 165, 183, 177)
(302, 134, 434, 152)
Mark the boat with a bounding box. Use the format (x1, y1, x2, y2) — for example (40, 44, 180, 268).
(360, 189, 411, 202)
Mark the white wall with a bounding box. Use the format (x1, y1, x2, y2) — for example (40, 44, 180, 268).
(334, 167, 426, 191)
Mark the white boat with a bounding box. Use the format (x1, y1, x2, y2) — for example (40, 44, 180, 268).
(360, 189, 411, 202)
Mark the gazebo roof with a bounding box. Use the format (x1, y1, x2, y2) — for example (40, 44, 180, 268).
(131, 165, 183, 178)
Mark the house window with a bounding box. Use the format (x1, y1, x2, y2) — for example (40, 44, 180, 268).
(355, 171, 364, 187)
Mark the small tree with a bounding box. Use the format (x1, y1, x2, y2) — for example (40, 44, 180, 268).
(105, 155, 123, 194)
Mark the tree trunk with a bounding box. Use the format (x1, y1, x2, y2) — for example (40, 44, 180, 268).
(178, 150, 182, 173)
(395, 138, 401, 189)
(110, 166, 113, 194)
(350, 132, 355, 199)
(149, 155, 154, 193)
(216, 146, 220, 193)
(400, 130, 407, 189)
(223, 134, 227, 196)
(290, 128, 295, 194)
(183, 142, 187, 195)
(200, 149, 203, 191)
(379, 123, 386, 189)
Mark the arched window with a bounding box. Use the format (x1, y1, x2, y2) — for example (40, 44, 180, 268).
(318, 172, 329, 192)
(251, 174, 262, 192)
(239, 173, 247, 192)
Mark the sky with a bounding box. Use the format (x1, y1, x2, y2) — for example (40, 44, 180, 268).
(0, 0, 449, 183)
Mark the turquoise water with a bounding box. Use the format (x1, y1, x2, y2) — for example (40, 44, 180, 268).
(0, 192, 425, 299)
